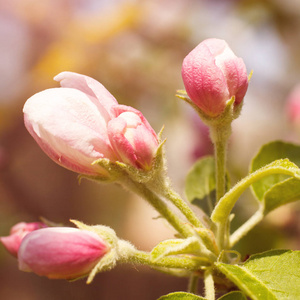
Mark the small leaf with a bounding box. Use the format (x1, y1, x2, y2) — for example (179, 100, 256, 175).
(151, 238, 201, 261)
(216, 250, 300, 300)
(251, 141, 300, 201)
(185, 156, 230, 214)
(157, 291, 206, 300)
(211, 159, 300, 224)
(218, 291, 247, 300)
(263, 177, 300, 215)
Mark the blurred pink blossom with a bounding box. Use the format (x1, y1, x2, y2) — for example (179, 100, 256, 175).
(18, 227, 109, 280)
(181, 38, 248, 117)
(23, 72, 159, 176)
(0, 222, 47, 257)
(286, 84, 300, 128)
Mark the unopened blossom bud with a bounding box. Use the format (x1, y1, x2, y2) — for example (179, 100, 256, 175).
(23, 72, 119, 176)
(0, 222, 46, 257)
(23, 72, 159, 176)
(182, 38, 248, 117)
(108, 105, 159, 170)
(18, 227, 109, 280)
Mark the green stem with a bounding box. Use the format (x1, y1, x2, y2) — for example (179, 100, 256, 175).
(210, 124, 230, 203)
(122, 178, 193, 238)
(210, 124, 231, 252)
(214, 135, 227, 202)
(230, 208, 264, 247)
(204, 268, 215, 300)
(163, 187, 204, 228)
(123, 248, 205, 271)
(188, 274, 199, 294)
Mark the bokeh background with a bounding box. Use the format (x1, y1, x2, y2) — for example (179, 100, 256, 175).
(1, 0, 300, 299)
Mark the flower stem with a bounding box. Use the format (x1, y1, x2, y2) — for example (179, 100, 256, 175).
(204, 268, 215, 300)
(163, 187, 204, 228)
(122, 178, 193, 238)
(210, 124, 230, 203)
(123, 247, 205, 271)
(210, 124, 231, 252)
(230, 208, 264, 247)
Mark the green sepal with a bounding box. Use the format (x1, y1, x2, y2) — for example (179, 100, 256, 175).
(217, 291, 247, 300)
(216, 250, 300, 300)
(157, 291, 206, 300)
(185, 156, 230, 215)
(176, 91, 241, 127)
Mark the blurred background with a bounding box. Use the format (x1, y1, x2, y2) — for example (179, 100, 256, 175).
(1, 0, 300, 299)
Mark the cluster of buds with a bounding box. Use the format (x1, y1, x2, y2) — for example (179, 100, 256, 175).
(1, 38, 251, 285)
(23, 72, 159, 178)
(1, 222, 112, 280)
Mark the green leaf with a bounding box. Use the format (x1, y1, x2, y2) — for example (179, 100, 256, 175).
(216, 250, 300, 300)
(157, 291, 206, 300)
(218, 291, 247, 300)
(250, 141, 300, 214)
(251, 141, 300, 200)
(185, 156, 230, 214)
(263, 177, 300, 215)
(211, 159, 300, 224)
(151, 238, 201, 262)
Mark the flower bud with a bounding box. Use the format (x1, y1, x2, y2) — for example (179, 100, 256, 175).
(18, 227, 109, 280)
(181, 38, 248, 117)
(23, 72, 119, 176)
(23, 71, 159, 176)
(0, 222, 46, 257)
(108, 105, 159, 170)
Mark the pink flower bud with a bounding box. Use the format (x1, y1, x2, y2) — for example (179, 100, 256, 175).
(18, 227, 109, 280)
(23, 72, 119, 176)
(182, 38, 249, 117)
(108, 105, 159, 170)
(23, 72, 159, 175)
(0, 222, 47, 257)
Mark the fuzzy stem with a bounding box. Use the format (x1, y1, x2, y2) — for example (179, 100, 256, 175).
(210, 124, 231, 252)
(123, 248, 205, 271)
(163, 187, 204, 228)
(122, 178, 193, 238)
(230, 208, 264, 247)
(210, 124, 231, 203)
(204, 268, 215, 300)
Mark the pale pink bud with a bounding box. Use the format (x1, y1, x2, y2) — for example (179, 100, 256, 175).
(23, 72, 119, 176)
(286, 84, 300, 128)
(18, 227, 109, 280)
(0, 222, 47, 257)
(182, 38, 248, 117)
(23, 71, 159, 175)
(108, 105, 159, 170)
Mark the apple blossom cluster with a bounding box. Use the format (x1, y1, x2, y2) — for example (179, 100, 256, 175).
(1, 38, 253, 292)
(23, 71, 159, 177)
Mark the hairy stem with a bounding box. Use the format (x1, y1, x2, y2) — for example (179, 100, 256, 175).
(204, 268, 215, 300)
(163, 187, 204, 228)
